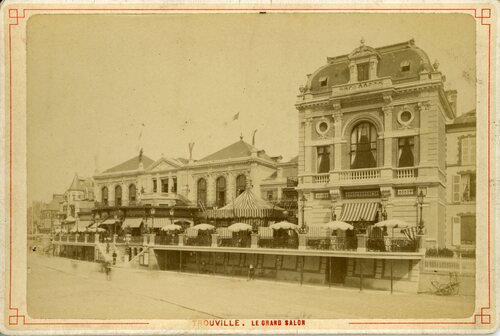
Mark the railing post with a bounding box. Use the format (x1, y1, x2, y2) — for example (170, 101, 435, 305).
(356, 234, 367, 252)
(95, 233, 99, 244)
(211, 233, 219, 248)
(75, 233, 79, 242)
(250, 233, 259, 249)
(84, 234, 89, 243)
(298, 234, 307, 250)
(178, 234, 185, 246)
(113, 234, 117, 244)
(142, 234, 148, 246)
(149, 233, 156, 246)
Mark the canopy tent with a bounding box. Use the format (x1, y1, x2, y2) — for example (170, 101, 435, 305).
(321, 221, 354, 231)
(161, 224, 183, 232)
(228, 222, 253, 232)
(269, 221, 299, 230)
(143, 217, 171, 229)
(64, 216, 76, 223)
(192, 223, 215, 231)
(86, 227, 105, 233)
(339, 202, 379, 222)
(373, 219, 410, 228)
(206, 188, 285, 219)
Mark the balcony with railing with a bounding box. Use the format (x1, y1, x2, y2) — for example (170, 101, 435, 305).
(393, 167, 418, 179)
(339, 167, 381, 181)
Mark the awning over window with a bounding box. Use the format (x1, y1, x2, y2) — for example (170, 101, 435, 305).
(340, 202, 379, 222)
(122, 218, 143, 229)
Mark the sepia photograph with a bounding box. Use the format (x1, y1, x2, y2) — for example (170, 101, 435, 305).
(1, 2, 497, 334)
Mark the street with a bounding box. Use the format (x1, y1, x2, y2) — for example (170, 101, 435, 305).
(28, 254, 475, 320)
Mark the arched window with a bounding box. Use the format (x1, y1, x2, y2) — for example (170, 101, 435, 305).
(129, 184, 137, 204)
(236, 175, 246, 196)
(216, 176, 226, 207)
(101, 187, 108, 206)
(197, 178, 207, 206)
(350, 122, 377, 169)
(115, 185, 122, 207)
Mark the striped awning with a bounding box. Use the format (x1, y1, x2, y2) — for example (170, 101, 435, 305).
(122, 218, 144, 229)
(206, 188, 285, 219)
(340, 202, 379, 222)
(144, 217, 172, 229)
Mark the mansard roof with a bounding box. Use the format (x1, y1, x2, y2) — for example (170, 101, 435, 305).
(306, 39, 434, 93)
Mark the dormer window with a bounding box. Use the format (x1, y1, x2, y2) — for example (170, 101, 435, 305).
(401, 60, 411, 72)
(357, 63, 370, 81)
(319, 77, 328, 87)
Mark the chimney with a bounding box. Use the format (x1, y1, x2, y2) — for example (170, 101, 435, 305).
(445, 90, 458, 116)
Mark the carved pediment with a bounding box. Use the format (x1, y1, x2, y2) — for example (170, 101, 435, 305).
(148, 158, 182, 172)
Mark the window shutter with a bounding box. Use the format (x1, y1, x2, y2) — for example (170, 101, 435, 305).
(452, 216, 461, 246)
(452, 175, 461, 203)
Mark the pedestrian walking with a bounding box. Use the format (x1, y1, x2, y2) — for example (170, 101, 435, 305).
(248, 263, 255, 281)
(104, 260, 112, 280)
(112, 251, 117, 265)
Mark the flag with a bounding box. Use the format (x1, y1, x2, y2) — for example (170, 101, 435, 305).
(139, 148, 143, 163)
(232, 112, 240, 121)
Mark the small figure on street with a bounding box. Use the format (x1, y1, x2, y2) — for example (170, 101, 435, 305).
(104, 260, 112, 280)
(248, 263, 255, 281)
(106, 242, 110, 254)
(112, 251, 117, 265)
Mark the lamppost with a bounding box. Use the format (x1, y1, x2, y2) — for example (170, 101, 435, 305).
(299, 194, 307, 233)
(150, 208, 156, 233)
(416, 188, 426, 235)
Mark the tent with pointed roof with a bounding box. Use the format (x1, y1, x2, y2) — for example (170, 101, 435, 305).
(206, 188, 284, 219)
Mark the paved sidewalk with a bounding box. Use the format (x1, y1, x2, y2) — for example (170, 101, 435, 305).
(28, 254, 475, 320)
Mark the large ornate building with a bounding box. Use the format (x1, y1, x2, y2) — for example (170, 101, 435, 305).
(295, 39, 457, 248)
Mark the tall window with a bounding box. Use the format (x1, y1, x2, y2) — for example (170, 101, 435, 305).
(115, 185, 122, 206)
(462, 173, 476, 202)
(197, 178, 207, 205)
(216, 176, 226, 207)
(452, 173, 476, 202)
(102, 187, 108, 205)
(161, 179, 169, 193)
(236, 175, 246, 196)
(398, 137, 415, 167)
(152, 180, 157, 193)
(461, 136, 476, 165)
(317, 146, 331, 173)
(357, 63, 370, 81)
(172, 177, 177, 193)
(129, 184, 137, 204)
(350, 122, 377, 169)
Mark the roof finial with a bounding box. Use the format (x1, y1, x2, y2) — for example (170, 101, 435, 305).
(360, 37, 365, 46)
(240, 133, 243, 141)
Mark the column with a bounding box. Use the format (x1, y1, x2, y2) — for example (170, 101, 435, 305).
(333, 110, 343, 173)
(169, 175, 174, 194)
(369, 56, 378, 79)
(304, 118, 314, 181)
(348, 61, 357, 83)
(109, 184, 115, 206)
(122, 182, 129, 206)
(156, 175, 161, 194)
(382, 105, 393, 168)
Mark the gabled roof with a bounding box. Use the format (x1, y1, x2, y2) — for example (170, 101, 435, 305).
(103, 154, 155, 174)
(68, 174, 94, 191)
(199, 139, 271, 162)
(288, 155, 299, 164)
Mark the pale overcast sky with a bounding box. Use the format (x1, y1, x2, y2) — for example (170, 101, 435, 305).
(27, 13, 476, 203)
